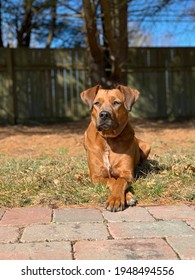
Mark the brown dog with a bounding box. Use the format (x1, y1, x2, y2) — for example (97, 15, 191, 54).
(80, 85, 151, 212)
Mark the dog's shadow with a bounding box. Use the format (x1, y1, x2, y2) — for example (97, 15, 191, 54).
(126, 158, 166, 197)
(135, 158, 165, 179)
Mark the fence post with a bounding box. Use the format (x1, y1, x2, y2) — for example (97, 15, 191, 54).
(6, 48, 16, 124)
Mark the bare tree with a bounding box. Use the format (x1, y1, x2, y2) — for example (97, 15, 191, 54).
(1, 0, 193, 51)
(46, 0, 57, 48)
(82, 0, 128, 87)
(17, 0, 33, 47)
(82, 0, 104, 85)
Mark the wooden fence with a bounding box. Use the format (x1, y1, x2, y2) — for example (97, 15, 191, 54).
(0, 47, 195, 124)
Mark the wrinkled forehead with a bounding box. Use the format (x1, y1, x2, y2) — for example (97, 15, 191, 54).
(95, 89, 124, 101)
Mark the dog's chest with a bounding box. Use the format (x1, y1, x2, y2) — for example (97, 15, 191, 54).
(103, 145, 112, 177)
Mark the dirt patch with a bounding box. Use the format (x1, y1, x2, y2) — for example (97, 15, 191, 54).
(0, 118, 194, 159)
(0, 121, 87, 158)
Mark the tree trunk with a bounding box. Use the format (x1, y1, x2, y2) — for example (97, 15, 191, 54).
(82, 0, 105, 86)
(83, 0, 128, 87)
(100, 0, 122, 85)
(118, 0, 128, 84)
(17, 0, 33, 47)
(46, 0, 57, 48)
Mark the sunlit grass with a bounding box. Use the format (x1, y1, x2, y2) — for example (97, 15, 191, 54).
(0, 155, 109, 208)
(0, 151, 194, 208)
(133, 152, 195, 205)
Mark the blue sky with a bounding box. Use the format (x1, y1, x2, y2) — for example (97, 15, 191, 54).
(128, 0, 195, 46)
(2, 0, 195, 47)
(53, 0, 195, 47)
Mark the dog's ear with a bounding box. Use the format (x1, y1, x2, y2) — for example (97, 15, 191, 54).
(80, 85, 101, 109)
(117, 85, 140, 111)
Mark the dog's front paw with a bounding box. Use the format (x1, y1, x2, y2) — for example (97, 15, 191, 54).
(125, 191, 137, 206)
(105, 195, 125, 212)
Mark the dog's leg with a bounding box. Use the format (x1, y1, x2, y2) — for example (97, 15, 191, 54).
(125, 191, 137, 206)
(105, 185, 137, 211)
(91, 175, 108, 185)
(105, 168, 137, 211)
(88, 152, 137, 211)
(136, 138, 151, 162)
(92, 175, 136, 211)
(105, 178, 128, 212)
(91, 175, 127, 211)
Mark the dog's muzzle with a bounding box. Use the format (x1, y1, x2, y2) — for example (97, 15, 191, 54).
(99, 111, 111, 121)
(97, 110, 116, 131)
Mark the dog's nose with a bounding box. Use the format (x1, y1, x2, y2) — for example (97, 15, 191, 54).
(99, 111, 111, 120)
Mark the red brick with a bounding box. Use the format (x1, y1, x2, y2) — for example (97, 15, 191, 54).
(21, 222, 109, 242)
(167, 236, 195, 260)
(0, 207, 52, 226)
(108, 221, 194, 239)
(53, 208, 103, 223)
(0, 227, 19, 243)
(102, 207, 154, 222)
(74, 239, 178, 260)
(146, 205, 195, 221)
(0, 209, 5, 220)
(186, 220, 195, 230)
(0, 241, 72, 260)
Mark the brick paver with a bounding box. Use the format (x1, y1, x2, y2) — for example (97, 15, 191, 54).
(74, 239, 178, 260)
(102, 207, 155, 222)
(146, 205, 195, 221)
(21, 222, 109, 243)
(108, 221, 195, 239)
(0, 209, 5, 220)
(0, 205, 194, 260)
(0, 227, 19, 243)
(53, 208, 103, 223)
(167, 236, 195, 260)
(0, 241, 72, 260)
(0, 207, 52, 226)
(187, 220, 195, 230)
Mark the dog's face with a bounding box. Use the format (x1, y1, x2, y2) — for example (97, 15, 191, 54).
(92, 89, 129, 136)
(81, 85, 140, 137)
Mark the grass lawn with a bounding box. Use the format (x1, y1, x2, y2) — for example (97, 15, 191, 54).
(0, 152, 194, 208)
(0, 155, 109, 208)
(0, 120, 194, 208)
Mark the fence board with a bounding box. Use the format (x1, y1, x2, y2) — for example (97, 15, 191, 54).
(0, 48, 194, 123)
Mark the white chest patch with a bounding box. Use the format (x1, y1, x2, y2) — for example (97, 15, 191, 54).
(103, 150, 112, 177)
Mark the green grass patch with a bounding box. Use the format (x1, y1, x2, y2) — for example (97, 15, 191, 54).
(0, 151, 194, 208)
(134, 152, 195, 204)
(0, 155, 109, 208)
(58, 148, 69, 155)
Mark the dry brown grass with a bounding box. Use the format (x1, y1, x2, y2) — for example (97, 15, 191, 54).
(0, 120, 194, 208)
(0, 151, 194, 208)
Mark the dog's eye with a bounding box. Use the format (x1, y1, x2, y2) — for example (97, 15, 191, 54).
(112, 100, 121, 106)
(94, 101, 101, 107)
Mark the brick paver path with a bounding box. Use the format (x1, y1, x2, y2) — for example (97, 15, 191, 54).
(0, 205, 195, 260)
